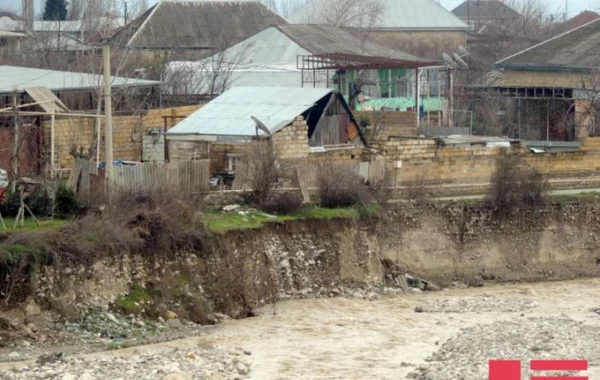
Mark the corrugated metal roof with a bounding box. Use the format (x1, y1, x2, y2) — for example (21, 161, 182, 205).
(496, 18, 600, 71)
(277, 25, 429, 64)
(451, 0, 521, 20)
(288, 0, 469, 31)
(112, 1, 287, 49)
(167, 86, 333, 137)
(0, 65, 160, 94)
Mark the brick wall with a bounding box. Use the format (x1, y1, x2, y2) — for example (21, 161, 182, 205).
(43, 105, 201, 169)
(369, 31, 467, 58)
(0, 125, 41, 176)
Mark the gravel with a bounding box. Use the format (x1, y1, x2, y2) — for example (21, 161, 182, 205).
(1, 346, 252, 380)
(416, 295, 538, 313)
(407, 316, 600, 380)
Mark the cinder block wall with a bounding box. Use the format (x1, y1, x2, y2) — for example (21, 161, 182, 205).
(43, 105, 201, 169)
(382, 137, 600, 186)
(271, 116, 310, 160)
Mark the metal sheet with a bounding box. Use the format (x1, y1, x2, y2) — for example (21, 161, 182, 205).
(167, 86, 333, 137)
(24, 87, 70, 114)
(0, 65, 160, 94)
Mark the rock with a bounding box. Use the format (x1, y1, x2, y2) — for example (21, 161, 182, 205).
(166, 319, 183, 329)
(185, 352, 197, 360)
(163, 374, 192, 380)
(243, 349, 252, 356)
(8, 351, 20, 359)
(367, 292, 380, 301)
(78, 373, 96, 380)
(410, 288, 422, 293)
(414, 306, 424, 313)
(163, 311, 178, 320)
(134, 320, 146, 328)
(105, 313, 119, 324)
(222, 204, 241, 212)
(235, 362, 250, 375)
(36, 352, 63, 365)
(352, 292, 364, 299)
(61, 374, 77, 380)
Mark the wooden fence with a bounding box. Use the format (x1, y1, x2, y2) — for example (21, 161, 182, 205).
(231, 157, 387, 202)
(113, 160, 210, 192)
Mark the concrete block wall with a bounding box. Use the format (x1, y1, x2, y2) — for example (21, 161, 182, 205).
(383, 137, 600, 186)
(43, 105, 201, 169)
(271, 116, 309, 160)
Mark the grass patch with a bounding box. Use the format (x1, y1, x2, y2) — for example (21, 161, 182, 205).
(0, 217, 66, 232)
(115, 283, 153, 314)
(549, 192, 600, 203)
(203, 205, 378, 233)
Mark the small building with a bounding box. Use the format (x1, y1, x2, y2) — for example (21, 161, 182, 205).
(0, 65, 161, 113)
(165, 24, 442, 115)
(166, 87, 365, 173)
(110, 1, 287, 61)
(287, 0, 470, 58)
(471, 18, 600, 142)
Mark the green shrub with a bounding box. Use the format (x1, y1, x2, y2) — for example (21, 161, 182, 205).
(54, 184, 79, 217)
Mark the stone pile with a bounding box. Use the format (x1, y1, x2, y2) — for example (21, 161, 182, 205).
(2, 346, 252, 380)
(407, 316, 600, 380)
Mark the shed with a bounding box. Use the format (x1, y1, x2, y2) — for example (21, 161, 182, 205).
(167, 86, 365, 147)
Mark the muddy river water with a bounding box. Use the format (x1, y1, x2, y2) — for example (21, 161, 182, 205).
(2, 279, 600, 379)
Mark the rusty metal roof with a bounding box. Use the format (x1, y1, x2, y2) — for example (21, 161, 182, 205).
(112, 1, 287, 50)
(277, 24, 436, 68)
(496, 18, 600, 71)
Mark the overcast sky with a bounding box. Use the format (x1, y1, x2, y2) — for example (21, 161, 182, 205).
(0, 0, 596, 19)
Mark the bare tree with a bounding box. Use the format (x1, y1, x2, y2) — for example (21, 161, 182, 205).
(300, 0, 385, 30)
(467, 0, 554, 71)
(164, 40, 254, 104)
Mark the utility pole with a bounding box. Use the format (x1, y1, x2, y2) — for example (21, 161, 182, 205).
(103, 44, 114, 189)
(124, 1, 128, 25)
(11, 93, 18, 193)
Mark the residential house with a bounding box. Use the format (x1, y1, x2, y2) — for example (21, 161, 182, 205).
(110, 1, 287, 61)
(165, 87, 366, 174)
(550, 11, 600, 35)
(472, 18, 600, 143)
(165, 24, 442, 116)
(451, 0, 521, 29)
(287, 0, 470, 58)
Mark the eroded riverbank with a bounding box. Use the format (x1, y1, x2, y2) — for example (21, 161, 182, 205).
(2, 279, 600, 379)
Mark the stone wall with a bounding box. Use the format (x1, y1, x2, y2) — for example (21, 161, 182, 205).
(380, 137, 600, 187)
(43, 105, 201, 170)
(355, 111, 418, 144)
